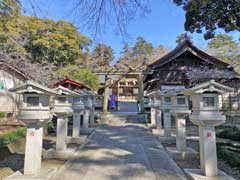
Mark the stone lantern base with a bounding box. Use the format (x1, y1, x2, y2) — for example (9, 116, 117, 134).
(152, 128, 164, 135)
(66, 136, 87, 145)
(43, 148, 77, 160)
(184, 169, 235, 180)
(158, 136, 176, 144)
(80, 127, 94, 135)
(166, 147, 198, 160)
(4, 167, 57, 180)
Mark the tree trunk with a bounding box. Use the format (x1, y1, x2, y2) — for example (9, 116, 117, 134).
(103, 76, 110, 113)
(138, 75, 145, 113)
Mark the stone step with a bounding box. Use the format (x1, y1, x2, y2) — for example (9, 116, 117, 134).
(100, 113, 139, 124)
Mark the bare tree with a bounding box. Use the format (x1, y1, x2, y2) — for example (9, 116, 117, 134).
(70, 0, 150, 39)
(186, 66, 237, 86)
(0, 50, 58, 85)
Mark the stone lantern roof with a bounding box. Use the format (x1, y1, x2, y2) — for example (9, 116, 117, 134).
(9, 80, 58, 95)
(74, 89, 88, 96)
(183, 80, 233, 95)
(54, 85, 79, 96)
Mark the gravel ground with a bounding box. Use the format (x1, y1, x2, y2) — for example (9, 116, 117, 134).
(0, 153, 24, 180)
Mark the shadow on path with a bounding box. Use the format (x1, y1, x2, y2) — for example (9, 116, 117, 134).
(53, 123, 186, 180)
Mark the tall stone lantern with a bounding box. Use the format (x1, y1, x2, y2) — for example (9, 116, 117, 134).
(161, 90, 173, 137)
(85, 90, 96, 126)
(165, 90, 198, 160)
(52, 86, 78, 151)
(81, 90, 94, 134)
(183, 80, 233, 179)
(148, 92, 157, 127)
(170, 91, 190, 151)
(151, 91, 163, 134)
(9, 81, 57, 176)
(71, 90, 85, 139)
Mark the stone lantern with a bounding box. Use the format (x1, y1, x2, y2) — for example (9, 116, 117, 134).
(148, 92, 157, 127)
(9, 81, 57, 177)
(166, 90, 198, 160)
(183, 80, 233, 179)
(85, 90, 96, 126)
(81, 90, 95, 134)
(71, 91, 85, 139)
(171, 91, 190, 151)
(52, 86, 78, 151)
(149, 91, 163, 134)
(154, 93, 162, 128)
(160, 90, 173, 137)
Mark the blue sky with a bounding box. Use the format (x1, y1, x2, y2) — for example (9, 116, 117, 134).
(20, 0, 239, 62)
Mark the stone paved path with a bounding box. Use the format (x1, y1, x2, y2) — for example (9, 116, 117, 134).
(53, 123, 187, 180)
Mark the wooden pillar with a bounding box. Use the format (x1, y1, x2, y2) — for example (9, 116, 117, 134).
(138, 75, 145, 113)
(103, 76, 110, 113)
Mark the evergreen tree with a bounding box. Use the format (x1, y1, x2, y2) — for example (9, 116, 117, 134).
(176, 33, 192, 43)
(207, 34, 240, 73)
(0, 0, 21, 32)
(174, 0, 240, 39)
(91, 43, 114, 71)
(133, 36, 153, 57)
(120, 43, 132, 61)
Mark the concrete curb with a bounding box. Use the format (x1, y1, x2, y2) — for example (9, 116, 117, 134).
(158, 142, 189, 180)
(147, 126, 188, 180)
(166, 150, 189, 180)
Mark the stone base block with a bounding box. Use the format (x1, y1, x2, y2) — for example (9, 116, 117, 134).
(99, 113, 111, 123)
(7, 138, 25, 154)
(152, 128, 164, 135)
(147, 123, 156, 128)
(184, 169, 236, 180)
(66, 136, 87, 144)
(137, 113, 147, 123)
(43, 148, 77, 160)
(4, 167, 57, 180)
(166, 147, 199, 160)
(158, 136, 176, 144)
(80, 128, 94, 135)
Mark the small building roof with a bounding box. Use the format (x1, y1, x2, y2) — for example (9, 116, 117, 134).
(54, 78, 91, 91)
(0, 61, 32, 81)
(148, 40, 230, 69)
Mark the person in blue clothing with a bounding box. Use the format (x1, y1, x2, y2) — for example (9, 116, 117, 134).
(109, 94, 116, 110)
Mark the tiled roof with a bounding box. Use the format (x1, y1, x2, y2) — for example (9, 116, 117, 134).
(148, 39, 229, 69)
(54, 78, 91, 90)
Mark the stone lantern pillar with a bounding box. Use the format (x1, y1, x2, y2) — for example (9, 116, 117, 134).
(171, 92, 190, 151)
(166, 91, 198, 159)
(183, 80, 233, 179)
(53, 86, 77, 151)
(72, 95, 85, 138)
(149, 91, 163, 135)
(44, 86, 78, 160)
(9, 81, 58, 178)
(81, 93, 94, 134)
(53, 86, 80, 151)
(161, 91, 173, 137)
(88, 91, 96, 126)
(148, 94, 156, 126)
